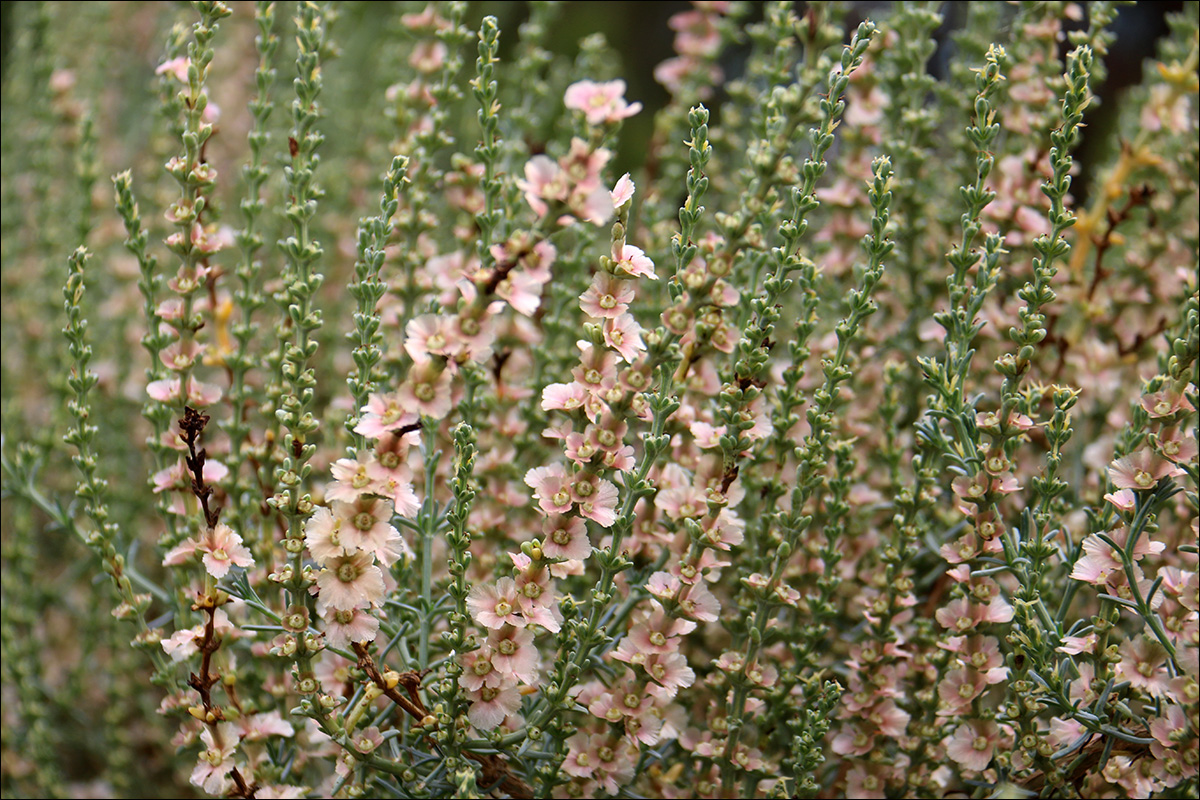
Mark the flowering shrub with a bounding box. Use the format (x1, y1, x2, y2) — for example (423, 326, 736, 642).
(2, 1, 1197, 798)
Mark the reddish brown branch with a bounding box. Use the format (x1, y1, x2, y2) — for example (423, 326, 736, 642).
(180, 406, 222, 529)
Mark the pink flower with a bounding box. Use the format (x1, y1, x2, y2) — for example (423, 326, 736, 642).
(677, 581, 720, 622)
(564, 79, 642, 125)
(405, 313, 457, 361)
(611, 244, 657, 279)
(466, 681, 522, 730)
(541, 382, 587, 413)
(944, 720, 1002, 772)
(1109, 448, 1185, 491)
(1157, 427, 1198, 465)
(304, 505, 347, 565)
(335, 497, 408, 567)
(1115, 636, 1171, 697)
(541, 514, 591, 561)
(1104, 488, 1137, 512)
(190, 722, 239, 794)
(1070, 526, 1164, 586)
(580, 272, 634, 320)
(573, 475, 619, 527)
(398, 360, 453, 419)
(603, 314, 646, 362)
(467, 578, 524, 629)
(365, 460, 420, 518)
(518, 155, 567, 218)
(162, 523, 254, 580)
(147, 376, 222, 406)
(611, 173, 635, 209)
(525, 463, 574, 515)
(156, 56, 190, 83)
(355, 392, 420, 440)
(319, 604, 380, 649)
(831, 723, 876, 757)
(935, 596, 1014, 632)
(562, 732, 599, 779)
(486, 626, 539, 683)
(937, 667, 987, 714)
(459, 645, 502, 691)
(314, 551, 385, 611)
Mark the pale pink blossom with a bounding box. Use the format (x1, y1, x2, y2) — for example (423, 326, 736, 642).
(944, 719, 1002, 772)
(335, 497, 408, 567)
(564, 79, 642, 125)
(459, 645, 502, 691)
(156, 56, 190, 83)
(467, 578, 524, 629)
(603, 314, 646, 362)
(320, 604, 380, 649)
(573, 475, 619, 527)
(486, 626, 539, 683)
(611, 244, 657, 279)
(611, 173, 635, 209)
(517, 155, 567, 218)
(314, 551, 385, 611)
(1115, 636, 1171, 697)
(541, 514, 591, 561)
(525, 463, 574, 515)
(398, 360, 454, 419)
(355, 392, 420, 440)
(162, 523, 253, 579)
(580, 272, 634, 320)
(1109, 448, 1185, 491)
(466, 681, 522, 730)
(541, 381, 587, 413)
(365, 460, 420, 518)
(190, 722, 239, 794)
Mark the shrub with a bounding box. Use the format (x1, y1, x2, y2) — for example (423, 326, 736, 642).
(2, 2, 1197, 798)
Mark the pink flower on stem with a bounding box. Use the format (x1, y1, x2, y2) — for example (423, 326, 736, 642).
(355, 392, 420, 440)
(602, 314, 646, 362)
(525, 463, 575, 515)
(1109, 448, 1185, 491)
(314, 551, 385, 612)
(944, 719, 1003, 772)
(611, 244, 657, 280)
(486, 626, 539, 683)
(332, 497, 408, 567)
(319, 603, 380, 649)
(156, 56, 191, 83)
(190, 722, 239, 795)
(1140, 386, 1189, 418)
(935, 596, 1014, 633)
(541, 514, 591, 561)
(580, 273, 634, 320)
(467, 577, 525, 629)
(398, 359, 453, 420)
(1156, 427, 1198, 465)
(517, 155, 568, 219)
(571, 474, 620, 527)
(1070, 526, 1164, 586)
(831, 723, 876, 757)
(466, 680, 523, 730)
(563, 79, 642, 125)
(162, 523, 254, 580)
(611, 173, 635, 209)
(1115, 636, 1171, 697)
(459, 645, 501, 692)
(677, 581, 721, 622)
(541, 381, 588, 413)
(405, 313, 458, 361)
